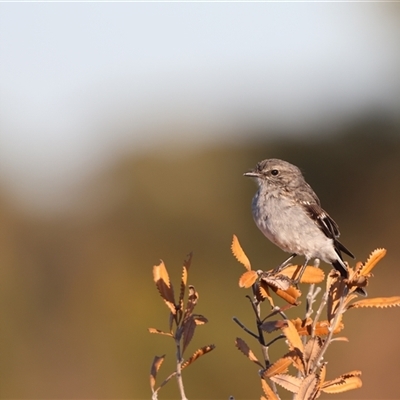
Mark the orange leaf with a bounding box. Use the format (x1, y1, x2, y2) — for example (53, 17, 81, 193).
(319, 363, 327, 385)
(360, 248, 386, 276)
(289, 318, 343, 336)
(153, 261, 176, 314)
(259, 281, 274, 307)
(260, 379, 279, 400)
(150, 355, 165, 391)
(239, 270, 258, 288)
(181, 344, 216, 370)
(297, 373, 319, 400)
(272, 285, 301, 305)
(322, 371, 362, 393)
(270, 373, 302, 393)
(347, 296, 400, 309)
(316, 319, 344, 335)
(263, 356, 292, 378)
(279, 265, 325, 283)
(327, 276, 347, 322)
(235, 337, 264, 368)
(281, 320, 304, 354)
(148, 328, 173, 337)
(179, 253, 192, 309)
(304, 337, 323, 373)
(231, 235, 251, 271)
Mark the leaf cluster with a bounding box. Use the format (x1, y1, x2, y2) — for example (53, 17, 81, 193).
(232, 235, 400, 399)
(149, 253, 215, 399)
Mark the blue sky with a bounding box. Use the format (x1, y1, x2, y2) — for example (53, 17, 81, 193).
(0, 3, 399, 210)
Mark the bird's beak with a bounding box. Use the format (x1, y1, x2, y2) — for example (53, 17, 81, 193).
(243, 170, 259, 177)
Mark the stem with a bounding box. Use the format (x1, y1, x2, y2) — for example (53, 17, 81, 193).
(250, 284, 280, 397)
(175, 338, 188, 400)
(311, 291, 328, 338)
(311, 286, 348, 374)
(232, 317, 259, 340)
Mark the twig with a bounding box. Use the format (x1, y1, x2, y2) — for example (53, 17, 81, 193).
(265, 334, 285, 347)
(175, 338, 188, 400)
(250, 284, 280, 396)
(311, 290, 328, 338)
(311, 286, 348, 373)
(232, 317, 259, 340)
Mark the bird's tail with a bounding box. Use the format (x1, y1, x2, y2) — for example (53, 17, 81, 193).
(332, 259, 348, 278)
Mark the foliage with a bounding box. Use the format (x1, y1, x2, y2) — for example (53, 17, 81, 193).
(148, 253, 215, 400)
(232, 235, 400, 399)
(149, 236, 399, 399)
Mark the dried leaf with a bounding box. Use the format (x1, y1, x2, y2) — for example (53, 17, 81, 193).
(261, 273, 292, 291)
(344, 293, 359, 309)
(288, 349, 305, 375)
(270, 373, 302, 393)
(348, 275, 369, 292)
(259, 281, 274, 307)
(182, 285, 198, 322)
(261, 378, 279, 400)
(360, 248, 386, 276)
(279, 265, 325, 284)
(314, 320, 344, 336)
(319, 363, 327, 385)
(296, 373, 319, 400)
(291, 317, 313, 336)
(179, 253, 192, 309)
(260, 320, 287, 333)
(150, 355, 165, 391)
(326, 269, 340, 299)
(281, 320, 304, 354)
(263, 356, 293, 378)
(193, 314, 208, 325)
(181, 344, 216, 370)
(330, 336, 349, 342)
(153, 261, 176, 314)
(304, 337, 323, 373)
(327, 276, 346, 322)
(271, 285, 301, 305)
(235, 337, 264, 368)
(231, 234, 251, 271)
(182, 316, 196, 354)
(148, 328, 173, 337)
(239, 270, 258, 288)
(347, 296, 400, 309)
(290, 318, 343, 336)
(322, 371, 362, 393)
(322, 376, 362, 393)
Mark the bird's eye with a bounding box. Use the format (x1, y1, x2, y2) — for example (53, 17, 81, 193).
(271, 169, 279, 176)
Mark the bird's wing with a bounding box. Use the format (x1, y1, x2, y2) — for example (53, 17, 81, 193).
(302, 201, 340, 239)
(300, 200, 355, 259)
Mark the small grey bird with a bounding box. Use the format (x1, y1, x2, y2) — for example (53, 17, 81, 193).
(244, 158, 355, 283)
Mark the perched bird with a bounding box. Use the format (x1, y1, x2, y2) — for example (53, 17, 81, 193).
(244, 158, 357, 287)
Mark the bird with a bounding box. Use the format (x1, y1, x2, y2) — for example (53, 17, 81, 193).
(244, 158, 360, 290)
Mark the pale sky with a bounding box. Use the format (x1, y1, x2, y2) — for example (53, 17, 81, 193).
(0, 3, 399, 210)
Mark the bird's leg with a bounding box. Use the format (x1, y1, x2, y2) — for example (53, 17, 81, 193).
(272, 253, 297, 274)
(292, 257, 310, 285)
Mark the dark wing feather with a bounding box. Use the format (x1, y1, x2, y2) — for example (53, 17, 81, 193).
(300, 201, 355, 260)
(304, 202, 340, 239)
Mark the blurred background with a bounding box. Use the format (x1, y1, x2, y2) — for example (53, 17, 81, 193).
(1, 3, 400, 399)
